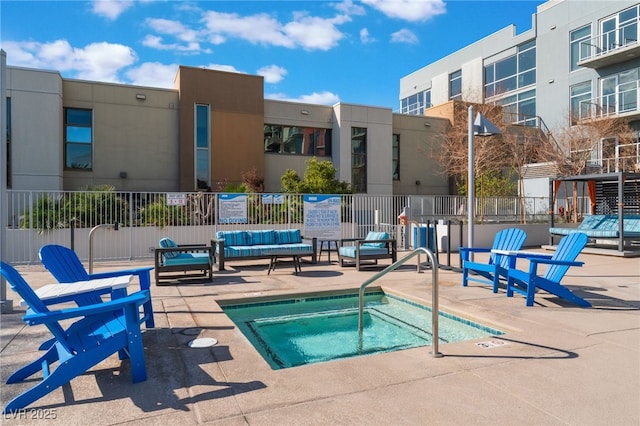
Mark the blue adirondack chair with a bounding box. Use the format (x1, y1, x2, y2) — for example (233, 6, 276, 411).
(461, 228, 527, 293)
(0, 261, 149, 414)
(506, 232, 590, 307)
(39, 244, 155, 328)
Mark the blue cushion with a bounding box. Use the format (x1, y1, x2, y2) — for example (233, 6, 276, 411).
(216, 231, 249, 246)
(159, 237, 179, 259)
(248, 230, 276, 245)
(363, 231, 389, 248)
(275, 229, 302, 244)
(164, 253, 211, 266)
(339, 246, 389, 258)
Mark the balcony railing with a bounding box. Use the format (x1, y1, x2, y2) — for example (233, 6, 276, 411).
(594, 142, 640, 173)
(579, 80, 640, 120)
(578, 19, 640, 68)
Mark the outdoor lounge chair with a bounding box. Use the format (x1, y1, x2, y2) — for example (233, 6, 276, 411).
(506, 232, 590, 307)
(39, 244, 155, 328)
(154, 237, 214, 284)
(338, 231, 397, 271)
(461, 228, 527, 293)
(0, 261, 149, 414)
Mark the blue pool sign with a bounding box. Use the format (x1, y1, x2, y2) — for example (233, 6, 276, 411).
(218, 193, 248, 224)
(303, 195, 341, 239)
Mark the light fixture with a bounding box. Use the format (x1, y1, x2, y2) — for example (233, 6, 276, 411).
(119, 171, 128, 179)
(548, 79, 555, 84)
(424, 122, 431, 127)
(300, 110, 309, 115)
(136, 93, 146, 100)
(550, 25, 556, 30)
(468, 106, 502, 255)
(415, 180, 421, 186)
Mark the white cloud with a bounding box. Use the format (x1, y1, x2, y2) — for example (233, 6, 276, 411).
(360, 28, 375, 44)
(391, 28, 418, 44)
(126, 62, 178, 88)
(362, 0, 446, 22)
(202, 10, 348, 51)
(3, 40, 137, 82)
(257, 65, 287, 84)
(142, 34, 209, 53)
(205, 64, 242, 73)
(335, 0, 366, 16)
(146, 18, 201, 43)
(92, 0, 134, 20)
(266, 91, 340, 106)
(283, 13, 348, 51)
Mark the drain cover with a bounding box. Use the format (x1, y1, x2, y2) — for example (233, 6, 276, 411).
(188, 337, 218, 348)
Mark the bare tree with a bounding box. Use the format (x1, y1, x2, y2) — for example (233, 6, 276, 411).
(438, 102, 510, 198)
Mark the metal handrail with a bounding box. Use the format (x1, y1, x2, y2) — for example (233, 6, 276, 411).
(88, 223, 118, 273)
(357, 247, 443, 358)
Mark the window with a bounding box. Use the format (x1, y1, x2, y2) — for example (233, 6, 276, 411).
(599, 67, 640, 117)
(570, 25, 591, 70)
(496, 89, 536, 126)
(449, 70, 462, 100)
(600, 5, 639, 54)
(392, 134, 400, 180)
(264, 124, 331, 156)
(484, 41, 536, 98)
(570, 81, 592, 124)
(400, 89, 430, 115)
(351, 127, 367, 193)
(64, 108, 92, 170)
(195, 104, 210, 190)
(5, 97, 10, 188)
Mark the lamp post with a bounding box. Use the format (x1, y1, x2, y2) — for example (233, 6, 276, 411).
(467, 105, 502, 255)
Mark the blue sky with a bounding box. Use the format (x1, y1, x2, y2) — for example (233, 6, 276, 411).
(1, 0, 545, 110)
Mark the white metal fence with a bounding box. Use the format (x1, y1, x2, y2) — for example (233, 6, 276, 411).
(4, 190, 559, 264)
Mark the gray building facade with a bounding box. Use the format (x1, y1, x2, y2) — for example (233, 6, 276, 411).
(400, 0, 640, 163)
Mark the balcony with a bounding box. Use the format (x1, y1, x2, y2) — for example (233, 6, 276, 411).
(578, 20, 640, 69)
(588, 142, 640, 174)
(578, 80, 640, 121)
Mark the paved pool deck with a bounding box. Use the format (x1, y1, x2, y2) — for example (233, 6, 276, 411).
(1, 248, 639, 425)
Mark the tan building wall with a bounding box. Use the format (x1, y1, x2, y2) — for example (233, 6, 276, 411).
(6, 67, 64, 190)
(176, 66, 264, 191)
(62, 80, 179, 191)
(392, 114, 450, 195)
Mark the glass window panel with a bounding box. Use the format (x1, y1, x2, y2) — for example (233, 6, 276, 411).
(570, 25, 591, 70)
(392, 134, 399, 181)
(484, 64, 494, 84)
(518, 40, 535, 51)
(65, 144, 92, 169)
(196, 105, 209, 148)
(495, 56, 516, 80)
(518, 69, 536, 88)
(494, 76, 517, 95)
(519, 97, 536, 118)
(351, 127, 367, 193)
(518, 48, 536, 72)
(601, 17, 616, 51)
(66, 126, 92, 143)
(65, 108, 92, 169)
(66, 109, 92, 126)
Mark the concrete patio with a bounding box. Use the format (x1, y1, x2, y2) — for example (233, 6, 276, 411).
(1, 248, 639, 425)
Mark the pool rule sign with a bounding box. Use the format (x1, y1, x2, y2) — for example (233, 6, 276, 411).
(303, 195, 341, 240)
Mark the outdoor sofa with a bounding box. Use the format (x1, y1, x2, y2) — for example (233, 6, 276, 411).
(213, 229, 317, 270)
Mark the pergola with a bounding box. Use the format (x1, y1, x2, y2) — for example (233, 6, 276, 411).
(549, 171, 640, 252)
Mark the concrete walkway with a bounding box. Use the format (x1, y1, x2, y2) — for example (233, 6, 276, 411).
(1, 249, 639, 425)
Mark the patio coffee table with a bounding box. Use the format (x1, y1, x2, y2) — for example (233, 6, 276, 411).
(267, 253, 302, 275)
